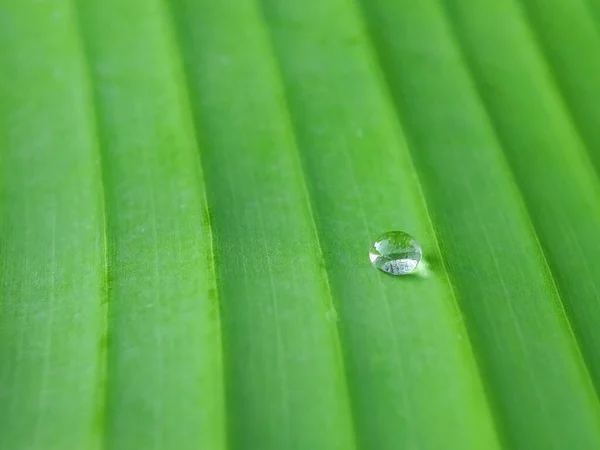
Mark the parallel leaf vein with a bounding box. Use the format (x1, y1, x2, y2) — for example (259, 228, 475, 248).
(253, 2, 361, 448)
(69, 1, 112, 446)
(349, 0, 512, 444)
(437, 0, 600, 406)
(159, 1, 229, 448)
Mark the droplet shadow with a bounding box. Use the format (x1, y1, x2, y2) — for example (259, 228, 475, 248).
(411, 251, 444, 279)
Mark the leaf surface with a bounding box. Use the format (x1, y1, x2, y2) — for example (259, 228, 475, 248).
(1, 0, 600, 449)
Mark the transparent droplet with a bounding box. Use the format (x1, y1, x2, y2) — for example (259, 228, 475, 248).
(369, 231, 422, 275)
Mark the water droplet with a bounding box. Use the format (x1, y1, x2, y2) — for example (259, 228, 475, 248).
(369, 231, 422, 275)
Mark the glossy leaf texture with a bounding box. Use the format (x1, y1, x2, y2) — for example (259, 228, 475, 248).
(1, 0, 600, 449)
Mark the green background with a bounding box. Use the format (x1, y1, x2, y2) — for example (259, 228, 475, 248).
(1, 0, 600, 449)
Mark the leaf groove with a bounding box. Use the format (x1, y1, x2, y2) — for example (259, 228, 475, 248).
(158, 1, 230, 448)
(438, 0, 600, 405)
(352, 0, 600, 447)
(257, 0, 502, 448)
(346, 0, 508, 445)
(252, 17, 360, 442)
(66, 1, 112, 447)
(514, 0, 600, 178)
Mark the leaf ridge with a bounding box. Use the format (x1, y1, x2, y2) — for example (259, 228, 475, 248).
(512, 0, 600, 185)
(253, 3, 361, 448)
(69, 1, 112, 447)
(159, 1, 229, 448)
(346, 0, 555, 446)
(514, 0, 600, 181)
(437, 0, 600, 408)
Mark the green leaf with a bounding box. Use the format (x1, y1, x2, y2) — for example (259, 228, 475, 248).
(1, 0, 600, 449)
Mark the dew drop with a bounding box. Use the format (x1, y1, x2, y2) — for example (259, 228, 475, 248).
(369, 231, 422, 275)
